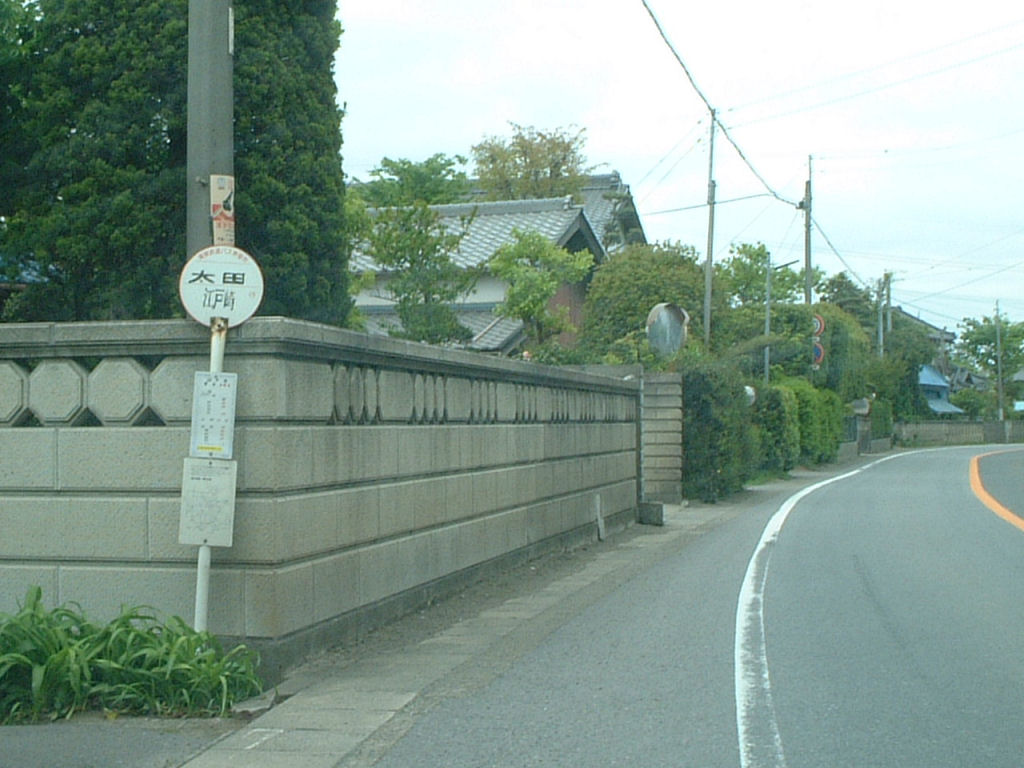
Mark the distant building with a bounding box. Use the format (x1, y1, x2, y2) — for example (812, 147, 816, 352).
(352, 172, 646, 354)
(352, 196, 607, 354)
(918, 363, 965, 415)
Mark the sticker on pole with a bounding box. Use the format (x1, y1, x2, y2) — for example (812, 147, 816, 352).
(179, 246, 264, 328)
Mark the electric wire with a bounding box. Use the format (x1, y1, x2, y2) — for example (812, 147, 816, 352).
(640, 0, 799, 208)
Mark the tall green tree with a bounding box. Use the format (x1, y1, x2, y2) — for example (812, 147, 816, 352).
(365, 203, 476, 344)
(1, 0, 350, 324)
(226, 0, 348, 324)
(356, 153, 470, 207)
(472, 123, 592, 201)
(580, 242, 714, 354)
(0, 0, 30, 227)
(817, 272, 875, 332)
(2, 0, 189, 320)
(717, 242, 811, 307)
(489, 229, 592, 347)
(956, 312, 1024, 405)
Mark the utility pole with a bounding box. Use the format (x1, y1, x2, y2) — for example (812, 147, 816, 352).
(187, 0, 235, 258)
(703, 110, 716, 349)
(885, 271, 892, 333)
(996, 301, 1005, 423)
(186, 0, 235, 633)
(876, 279, 884, 358)
(802, 156, 812, 304)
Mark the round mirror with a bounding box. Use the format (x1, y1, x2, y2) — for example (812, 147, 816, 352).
(645, 303, 689, 357)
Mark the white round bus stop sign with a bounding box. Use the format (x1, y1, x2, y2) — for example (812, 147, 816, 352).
(179, 246, 264, 328)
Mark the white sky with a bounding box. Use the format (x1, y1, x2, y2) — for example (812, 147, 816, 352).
(335, 0, 1024, 331)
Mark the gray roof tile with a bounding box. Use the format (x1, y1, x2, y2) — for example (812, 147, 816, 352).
(351, 197, 601, 273)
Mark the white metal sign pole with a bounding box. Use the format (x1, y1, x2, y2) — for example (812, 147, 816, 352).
(178, 245, 262, 634)
(193, 316, 228, 632)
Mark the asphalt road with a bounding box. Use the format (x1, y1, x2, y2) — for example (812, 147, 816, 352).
(364, 446, 1024, 767)
(5, 446, 1022, 767)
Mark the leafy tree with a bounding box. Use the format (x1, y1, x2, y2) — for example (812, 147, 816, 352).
(863, 320, 933, 419)
(580, 242, 717, 354)
(956, 312, 1024, 407)
(356, 153, 470, 207)
(365, 203, 476, 344)
(717, 242, 811, 307)
(472, 123, 592, 201)
(489, 229, 592, 347)
(817, 272, 875, 332)
(950, 387, 996, 421)
(2, 0, 350, 324)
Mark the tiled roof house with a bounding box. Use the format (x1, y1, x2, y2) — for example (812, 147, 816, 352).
(353, 174, 642, 353)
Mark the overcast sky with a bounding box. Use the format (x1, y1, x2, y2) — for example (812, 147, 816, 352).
(334, 1, 1024, 331)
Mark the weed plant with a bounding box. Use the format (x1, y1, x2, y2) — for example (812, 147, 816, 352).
(0, 587, 261, 724)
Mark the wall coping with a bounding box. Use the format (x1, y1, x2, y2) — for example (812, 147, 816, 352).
(0, 317, 639, 395)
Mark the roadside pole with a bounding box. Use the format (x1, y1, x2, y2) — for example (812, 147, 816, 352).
(178, 247, 263, 632)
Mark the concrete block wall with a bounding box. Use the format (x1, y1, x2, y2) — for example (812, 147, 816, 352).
(641, 373, 684, 503)
(0, 317, 639, 677)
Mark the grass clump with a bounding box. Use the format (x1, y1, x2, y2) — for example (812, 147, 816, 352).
(0, 587, 261, 724)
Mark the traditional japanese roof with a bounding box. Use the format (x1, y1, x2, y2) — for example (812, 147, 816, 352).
(578, 172, 646, 249)
(919, 364, 952, 389)
(350, 196, 605, 274)
(360, 306, 526, 354)
(919, 364, 965, 414)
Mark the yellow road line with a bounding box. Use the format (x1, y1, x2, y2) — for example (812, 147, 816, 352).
(969, 451, 1024, 533)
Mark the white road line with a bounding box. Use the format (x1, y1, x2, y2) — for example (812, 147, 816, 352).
(734, 457, 900, 768)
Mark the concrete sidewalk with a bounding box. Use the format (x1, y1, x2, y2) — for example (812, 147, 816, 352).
(180, 497, 754, 768)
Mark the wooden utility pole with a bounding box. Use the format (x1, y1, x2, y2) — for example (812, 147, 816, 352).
(802, 156, 812, 304)
(703, 111, 716, 349)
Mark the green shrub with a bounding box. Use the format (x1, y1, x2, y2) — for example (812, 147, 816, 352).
(781, 377, 844, 464)
(682, 359, 758, 502)
(870, 398, 893, 439)
(0, 587, 261, 723)
(754, 385, 801, 472)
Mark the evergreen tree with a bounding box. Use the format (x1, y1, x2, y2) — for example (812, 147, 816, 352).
(1, 0, 349, 324)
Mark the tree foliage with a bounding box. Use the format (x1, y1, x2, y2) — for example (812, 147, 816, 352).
(0, 0, 30, 225)
(365, 203, 475, 344)
(717, 242, 810, 307)
(817, 272, 875, 332)
(863, 320, 933, 419)
(472, 123, 592, 201)
(956, 312, 1024, 380)
(232, 0, 350, 324)
(489, 229, 592, 347)
(356, 153, 470, 207)
(1, 0, 350, 324)
(581, 242, 715, 353)
(681, 356, 758, 502)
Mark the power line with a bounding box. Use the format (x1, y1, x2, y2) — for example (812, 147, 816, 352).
(811, 216, 865, 287)
(643, 192, 773, 216)
(640, 0, 799, 208)
(727, 20, 1024, 124)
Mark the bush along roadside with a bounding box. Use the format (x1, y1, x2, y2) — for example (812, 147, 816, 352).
(0, 586, 262, 724)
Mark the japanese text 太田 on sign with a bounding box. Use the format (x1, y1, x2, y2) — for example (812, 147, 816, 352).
(179, 245, 264, 328)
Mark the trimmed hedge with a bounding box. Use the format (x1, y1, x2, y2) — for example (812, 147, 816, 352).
(780, 377, 844, 464)
(753, 385, 801, 473)
(681, 359, 758, 502)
